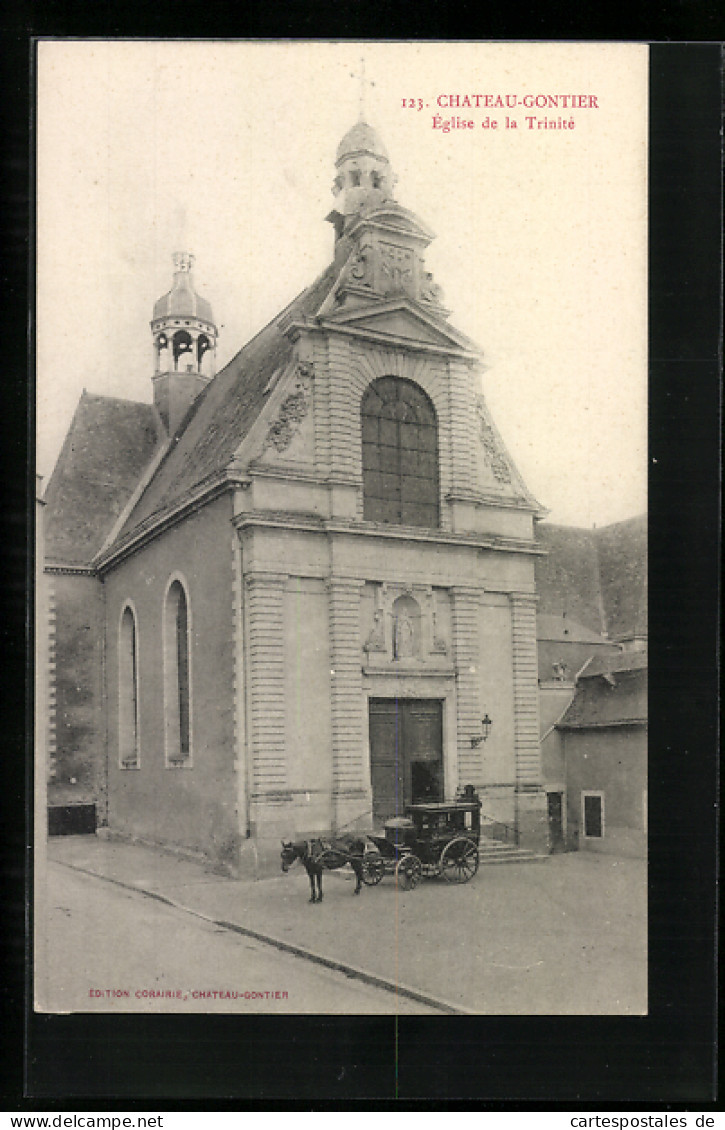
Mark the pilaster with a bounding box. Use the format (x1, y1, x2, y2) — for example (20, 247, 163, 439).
(446, 358, 479, 500)
(244, 571, 290, 819)
(451, 584, 482, 787)
(510, 592, 541, 786)
(326, 336, 359, 481)
(510, 590, 548, 850)
(231, 531, 248, 849)
(328, 577, 368, 823)
(46, 579, 57, 786)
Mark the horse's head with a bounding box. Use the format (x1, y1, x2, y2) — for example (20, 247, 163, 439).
(280, 841, 298, 872)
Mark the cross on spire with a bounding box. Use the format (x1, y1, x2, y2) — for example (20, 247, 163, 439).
(350, 57, 375, 120)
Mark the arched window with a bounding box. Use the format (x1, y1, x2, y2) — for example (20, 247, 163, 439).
(361, 377, 440, 527)
(119, 604, 140, 768)
(164, 579, 192, 766)
(172, 329, 194, 372)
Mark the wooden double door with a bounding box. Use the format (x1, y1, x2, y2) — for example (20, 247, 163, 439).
(369, 698, 444, 822)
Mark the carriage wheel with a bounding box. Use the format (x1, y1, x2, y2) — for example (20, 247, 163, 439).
(395, 855, 422, 891)
(440, 838, 479, 883)
(361, 853, 385, 886)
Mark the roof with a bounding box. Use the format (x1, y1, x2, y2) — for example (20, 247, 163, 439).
(43, 392, 161, 566)
(595, 516, 648, 640)
(537, 613, 611, 645)
(115, 261, 340, 542)
(558, 652, 647, 729)
(535, 523, 606, 634)
(580, 648, 648, 678)
(535, 516, 647, 643)
(152, 253, 215, 324)
(336, 120, 389, 165)
(152, 274, 214, 323)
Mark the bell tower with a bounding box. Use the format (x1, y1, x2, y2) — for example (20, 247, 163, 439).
(327, 121, 397, 240)
(151, 252, 218, 435)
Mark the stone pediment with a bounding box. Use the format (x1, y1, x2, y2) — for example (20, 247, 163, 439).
(321, 300, 478, 354)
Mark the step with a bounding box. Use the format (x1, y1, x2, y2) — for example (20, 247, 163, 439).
(478, 841, 547, 864)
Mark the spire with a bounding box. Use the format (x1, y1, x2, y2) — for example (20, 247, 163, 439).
(350, 57, 375, 122)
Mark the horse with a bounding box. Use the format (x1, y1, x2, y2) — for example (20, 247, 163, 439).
(280, 835, 367, 903)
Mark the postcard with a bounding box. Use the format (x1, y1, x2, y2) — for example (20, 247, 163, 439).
(35, 40, 648, 1018)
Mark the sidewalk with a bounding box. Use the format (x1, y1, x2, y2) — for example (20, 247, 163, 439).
(46, 833, 647, 1014)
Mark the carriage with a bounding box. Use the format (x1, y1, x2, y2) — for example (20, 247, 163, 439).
(361, 787, 482, 890)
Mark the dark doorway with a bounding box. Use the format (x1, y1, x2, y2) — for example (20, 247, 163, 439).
(547, 791, 564, 852)
(583, 793, 604, 839)
(369, 698, 443, 822)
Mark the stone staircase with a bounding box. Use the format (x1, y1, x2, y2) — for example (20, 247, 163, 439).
(478, 837, 547, 864)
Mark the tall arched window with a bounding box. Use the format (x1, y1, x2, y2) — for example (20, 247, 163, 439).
(119, 604, 140, 769)
(164, 579, 192, 767)
(361, 376, 440, 527)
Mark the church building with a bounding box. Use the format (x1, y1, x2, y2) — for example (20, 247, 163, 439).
(43, 119, 549, 873)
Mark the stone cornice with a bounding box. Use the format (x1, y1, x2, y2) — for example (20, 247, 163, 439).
(363, 663, 455, 679)
(445, 490, 542, 515)
(44, 562, 96, 577)
(285, 317, 480, 361)
(234, 510, 326, 534)
(234, 510, 544, 555)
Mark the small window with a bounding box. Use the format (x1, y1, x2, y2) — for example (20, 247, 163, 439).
(582, 792, 604, 838)
(118, 605, 140, 769)
(164, 579, 192, 767)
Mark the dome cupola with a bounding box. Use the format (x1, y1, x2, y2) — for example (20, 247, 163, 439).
(150, 252, 218, 435)
(152, 251, 215, 324)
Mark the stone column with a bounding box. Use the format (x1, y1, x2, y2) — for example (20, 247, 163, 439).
(510, 591, 548, 850)
(243, 571, 292, 853)
(328, 577, 368, 831)
(451, 584, 482, 789)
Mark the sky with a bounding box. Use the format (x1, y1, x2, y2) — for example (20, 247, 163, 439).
(36, 41, 648, 527)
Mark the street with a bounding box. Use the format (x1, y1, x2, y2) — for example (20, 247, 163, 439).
(38, 836, 647, 1015)
(36, 862, 440, 1014)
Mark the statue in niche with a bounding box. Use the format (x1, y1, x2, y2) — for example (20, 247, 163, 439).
(393, 611, 415, 659)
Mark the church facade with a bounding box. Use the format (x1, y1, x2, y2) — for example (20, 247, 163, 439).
(44, 120, 549, 873)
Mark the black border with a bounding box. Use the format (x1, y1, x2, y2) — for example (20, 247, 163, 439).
(2, 37, 720, 1108)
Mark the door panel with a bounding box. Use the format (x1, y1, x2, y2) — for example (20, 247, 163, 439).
(547, 791, 564, 852)
(369, 698, 443, 821)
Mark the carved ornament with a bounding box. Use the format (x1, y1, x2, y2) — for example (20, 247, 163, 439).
(264, 364, 313, 453)
(379, 241, 415, 296)
(477, 404, 512, 483)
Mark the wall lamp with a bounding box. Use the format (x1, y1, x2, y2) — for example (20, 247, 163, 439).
(470, 713, 492, 748)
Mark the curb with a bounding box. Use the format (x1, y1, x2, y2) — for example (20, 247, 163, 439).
(50, 857, 477, 1016)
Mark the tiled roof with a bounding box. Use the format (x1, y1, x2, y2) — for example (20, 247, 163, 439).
(595, 515, 648, 640)
(537, 613, 610, 645)
(535, 516, 647, 643)
(116, 261, 340, 540)
(43, 392, 161, 566)
(558, 659, 647, 729)
(580, 648, 648, 678)
(535, 523, 606, 635)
